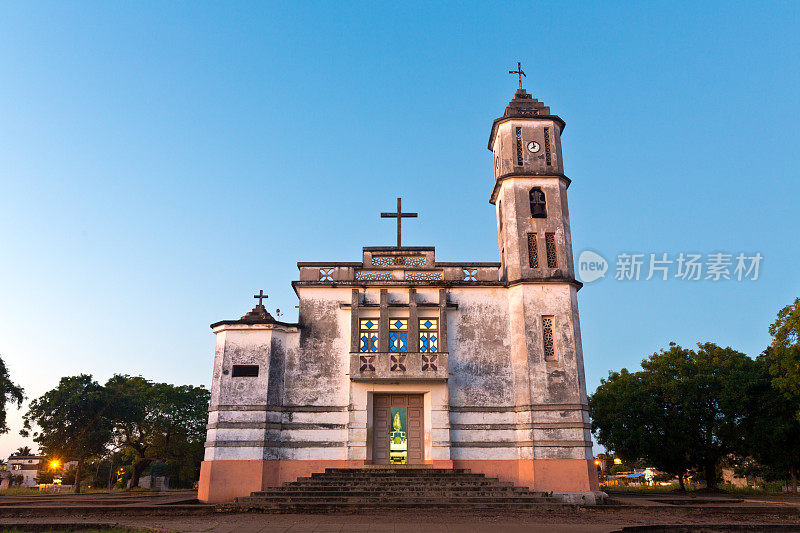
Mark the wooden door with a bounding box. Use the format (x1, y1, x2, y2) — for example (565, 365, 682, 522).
(372, 394, 424, 465)
(373, 395, 391, 464)
(406, 395, 424, 464)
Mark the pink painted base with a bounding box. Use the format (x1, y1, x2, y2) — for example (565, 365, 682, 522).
(198, 458, 599, 502)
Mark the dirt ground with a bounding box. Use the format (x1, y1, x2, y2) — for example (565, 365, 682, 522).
(1, 490, 799, 532)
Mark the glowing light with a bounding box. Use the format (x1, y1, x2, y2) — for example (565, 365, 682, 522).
(50, 460, 60, 469)
(613, 458, 622, 465)
(594, 459, 601, 465)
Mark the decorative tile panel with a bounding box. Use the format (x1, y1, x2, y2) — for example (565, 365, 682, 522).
(359, 355, 375, 372)
(405, 271, 443, 282)
(319, 268, 334, 281)
(356, 270, 393, 281)
(390, 354, 406, 372)
(422, 354, 438, 371)
(372, 256, 426, 267)
(463, 268, 477, 281)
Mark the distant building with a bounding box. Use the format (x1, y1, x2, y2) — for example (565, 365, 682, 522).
(5, 455, 44, 487)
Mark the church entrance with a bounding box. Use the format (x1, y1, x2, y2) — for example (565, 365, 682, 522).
(373, 394, 424, 465)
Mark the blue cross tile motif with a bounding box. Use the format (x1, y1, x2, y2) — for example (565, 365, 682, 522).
(463, 268, 477, 281)
(319, 268, 334, 281)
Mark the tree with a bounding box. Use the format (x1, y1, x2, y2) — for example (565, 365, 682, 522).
(590, 343, 756, 490)
(0, 357, 25, 435)
(15, 446, 32, 456)
(745, 348, 800, 493)
(768, 297, 800, 421)
(590, 362, 694, 490)
(21, 375, 113, 493)
(106, 375, 210, 489)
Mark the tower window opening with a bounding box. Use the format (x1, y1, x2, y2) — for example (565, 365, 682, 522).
(544, 127, 552, 166)
(529, 187, 546, 218)
(515, 127, 523, 166)
(527, 233, 539, 268)
(542, 316, 556, 361)
(232, 364, 259, 377)
(545, 233, 557, 268)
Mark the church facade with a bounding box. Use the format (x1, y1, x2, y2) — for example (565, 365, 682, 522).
(198, 87, 599, 503)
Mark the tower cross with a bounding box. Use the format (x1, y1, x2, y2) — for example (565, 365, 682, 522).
(509, 61, 526, 89)
(254, 290, 268, 306)
(380, 197, 418, 248)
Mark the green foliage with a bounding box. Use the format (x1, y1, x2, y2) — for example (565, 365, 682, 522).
(34, 468, 54, 484)
(105, 375, 210, 488)
(609, 464, 628, 475)
(14, 446, 32, 456)
(590, 342, 756, 489)
(21, 374, 113, 493)
(768, 297, 800, 421)
(742, 348, 800, 491)
(0, 357, 25, 435)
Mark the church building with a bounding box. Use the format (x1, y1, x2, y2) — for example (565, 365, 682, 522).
(198, 82, 600, 503)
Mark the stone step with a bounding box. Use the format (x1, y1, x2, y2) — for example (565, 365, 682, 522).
(322, 468, 473, 474)
(228, 502, 566, 512)
(285, 479, 513, 486)
(238, 496, 558, 504)
(251, 489, 535, 497)
(303, 475, 491, 481)
(230, 467, 567, 511)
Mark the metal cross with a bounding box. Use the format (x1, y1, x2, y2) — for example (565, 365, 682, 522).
(253, 290, 268, 306)
(509, 62, 526, 89)
(381, 197, 418, 248)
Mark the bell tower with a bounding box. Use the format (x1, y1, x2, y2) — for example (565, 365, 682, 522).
(487, 76, 598, 494)
(488, 87, 574, 284)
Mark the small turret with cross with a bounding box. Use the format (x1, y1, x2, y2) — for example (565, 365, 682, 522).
(240, 289, 276, 323)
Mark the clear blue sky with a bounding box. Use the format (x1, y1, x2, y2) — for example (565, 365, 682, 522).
(1, 2, 798, 457)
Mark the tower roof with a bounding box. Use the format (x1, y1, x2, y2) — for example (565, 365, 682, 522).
(239, 303, 276, 323)
(488, 89, 565, 150)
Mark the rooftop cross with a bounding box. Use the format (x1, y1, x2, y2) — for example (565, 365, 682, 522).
(253, 290, 268, 306)
(380, 197, 418, 248)
(509, 61, 526, 90)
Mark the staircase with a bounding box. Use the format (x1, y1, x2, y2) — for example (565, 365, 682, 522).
(230, 467, 563, 511)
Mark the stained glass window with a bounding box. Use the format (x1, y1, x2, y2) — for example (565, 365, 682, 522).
(359, 319, 378, 353)
(389, 319, 408, 353)
(419, 318, 438, 353)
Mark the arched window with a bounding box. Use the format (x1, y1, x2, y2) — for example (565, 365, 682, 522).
(529, 187, 546, 218)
